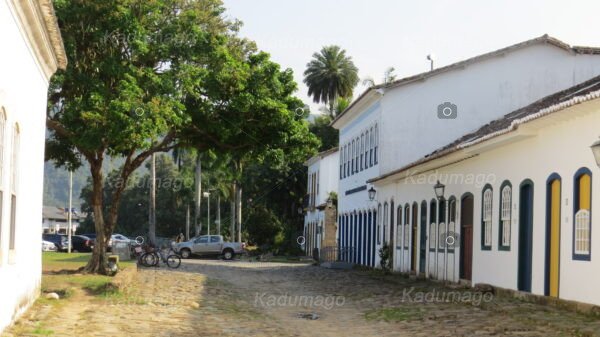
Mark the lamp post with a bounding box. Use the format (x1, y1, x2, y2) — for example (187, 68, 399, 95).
(368, 186, 376, 201)
(433, 180, 447, 281)
(591, 140, 600, 168)
(434, 180, 445, 200)
(203, 191, 211, 236)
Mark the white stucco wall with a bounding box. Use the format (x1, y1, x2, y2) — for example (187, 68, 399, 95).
(304, 150, 340, 250)
(374, 99, 600, 305)
(338, 102, 381, 214)
(379, 44, 600, 176)
(0, 0, 51, 332)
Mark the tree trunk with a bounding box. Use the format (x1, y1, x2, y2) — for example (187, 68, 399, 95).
(230, 183, 235, 241)
(194, 153, 202, 236)
(148, 153, 157, 244)
(236, 182, 242, 243)
(185, 204, 190, 241)
(217, 194, 221, 235)
(84, 162, 108, 274)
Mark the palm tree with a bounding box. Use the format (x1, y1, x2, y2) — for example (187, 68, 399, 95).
(304, 45, 359, 117)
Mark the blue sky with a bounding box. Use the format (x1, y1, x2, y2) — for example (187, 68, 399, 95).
(223, 0, 600, 113)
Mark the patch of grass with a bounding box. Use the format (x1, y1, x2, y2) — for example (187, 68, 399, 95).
(42, 252, 135, 272)
(364, 307, 424, 322)
(31, 322, 54, 336)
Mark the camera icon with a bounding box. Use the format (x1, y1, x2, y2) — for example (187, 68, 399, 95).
(437, 102, 458, 119)
(439, 231, 460, 249)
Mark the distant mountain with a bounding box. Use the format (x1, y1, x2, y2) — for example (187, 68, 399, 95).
(43, 155, 145, 209)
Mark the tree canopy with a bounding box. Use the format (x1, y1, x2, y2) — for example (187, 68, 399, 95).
(47, 0, 318, 273)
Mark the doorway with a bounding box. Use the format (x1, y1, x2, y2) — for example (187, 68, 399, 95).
(545, 176, 561, 297)
(460, 194, 474, 280)
(518, 180, 534, 292)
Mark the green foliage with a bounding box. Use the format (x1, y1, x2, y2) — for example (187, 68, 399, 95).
(378, 243, 391, 273)
(308, 114, 339, 151)
(244, 205, 283, 247)
(303, 45, 359, 116)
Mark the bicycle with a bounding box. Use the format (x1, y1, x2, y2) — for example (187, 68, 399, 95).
(140, 246, 181, 269)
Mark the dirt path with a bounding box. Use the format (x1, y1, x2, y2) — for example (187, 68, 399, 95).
(4, 260, 600, 336)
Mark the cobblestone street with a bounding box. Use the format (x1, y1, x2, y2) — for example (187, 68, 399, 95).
(4, 260, 600, 336)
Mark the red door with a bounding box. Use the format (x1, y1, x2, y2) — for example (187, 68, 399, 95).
(460, 195, 474, 280)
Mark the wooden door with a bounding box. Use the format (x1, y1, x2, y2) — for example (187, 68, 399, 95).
(460, 195, 474, 280)
(546, 178, 561, 297)
(518, 181, 534, 292)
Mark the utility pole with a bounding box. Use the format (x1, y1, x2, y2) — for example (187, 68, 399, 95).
(185, 204, 190, 240)
(67, 170, 73, 253)
(217, 194, 221, 235)
(149, 153, 156, 245)
(203, 190, 211, 236)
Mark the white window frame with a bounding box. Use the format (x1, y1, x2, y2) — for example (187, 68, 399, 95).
(483, 188, 493, 248)
(575, 209, 590, 255)
(500, 185, 512, 248)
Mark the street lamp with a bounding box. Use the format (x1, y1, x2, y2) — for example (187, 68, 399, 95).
(368, 187, 376, 201)
(203, 191, 211, 236)
(434, 180, 445, 200)
(591, 139, 600, 168)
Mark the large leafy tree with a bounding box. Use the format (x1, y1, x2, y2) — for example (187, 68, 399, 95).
(48, 0, 318, 273)
(47, 0, 238, 273)
(303, 45, 359, 117)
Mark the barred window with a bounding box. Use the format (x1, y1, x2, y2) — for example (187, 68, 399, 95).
(429, 222, 436, 249)
(575, 210, 590, 255)
(500, 184, 512, 247)
(438, 222, 446, 249)
(404, 205, 410, 248)
(574, 169, 591, 258)
(482, 187, 493, 248)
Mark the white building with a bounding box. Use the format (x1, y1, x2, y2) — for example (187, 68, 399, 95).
(304, 148, 339, 256)
(0, 0, 66, 332)
(332, 36, 600, 303)
(42, 206, 82, 234)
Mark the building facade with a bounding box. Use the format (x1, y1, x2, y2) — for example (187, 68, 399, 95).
(330, 35, 600, 306)
(304, 148, 339, 257)
(0, 0, 66, 332)
(42, 206, 82, 234)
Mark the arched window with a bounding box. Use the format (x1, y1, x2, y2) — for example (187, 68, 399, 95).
(389, 200, 395, 246)
(499, 181, 512, 250)
(355, 137, 359, 173)
(383, 202, 388, 245)
(360, 134, 364, 171)
(339, 145, 344, 179)
(448, 197, 456, 252)
(369, 127, 374, 166)
(374, 124, 379, 164)
(396, 206, 402, 248)
(482, 185, 493, 250)
(429, 200, 437, 250)
(8, 123, 19, 254)
(364, 130, 369, 169)
(438, 199, 446, 250)
(574, 168, 592, 259)
(346, 144, 351, 177)
(351, 140, 355, 174)
(342, 145, 346, 178)
(404, 204, 410, 248)
(377, 203, 382, 245)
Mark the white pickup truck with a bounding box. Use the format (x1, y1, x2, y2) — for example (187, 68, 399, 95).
(174, 235, 244, 260)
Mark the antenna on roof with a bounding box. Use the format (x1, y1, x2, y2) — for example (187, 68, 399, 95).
(427, 54, 436, 71)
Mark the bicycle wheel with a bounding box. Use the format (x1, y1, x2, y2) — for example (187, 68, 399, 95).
(166, 254, 181, 268)
(140, 252, 157, 267)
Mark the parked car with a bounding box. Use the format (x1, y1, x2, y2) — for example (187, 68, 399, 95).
(71, 235, 94, 252)
(42, 234, 70, 252)
(42, 240, 57, 252)
(107, 233, 130, 251)
(173, 235, 244, 260)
